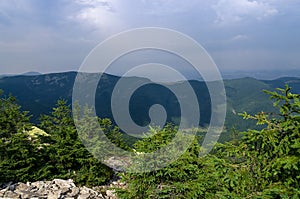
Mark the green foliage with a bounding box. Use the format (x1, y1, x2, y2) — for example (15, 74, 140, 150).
(116, 124, 205, 198)
(0, 92, 31, 139)
(72, 104, 131, 165)
(0, 93, 122, 186)
(3, 72, 298, 132)
(133, 124, 178, 153)
(117, 85, 300, 198)
(38, 99, 114, 186)
(99, 118, 131, 151)
(237, 85, 300, 197)
(0, 91, 41, 182)
(1, 84, 300, 198)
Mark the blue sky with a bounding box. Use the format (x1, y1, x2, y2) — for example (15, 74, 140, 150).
(0, 0, 299, 75)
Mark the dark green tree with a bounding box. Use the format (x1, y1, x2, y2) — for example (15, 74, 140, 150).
(116, 125, 210, 198)
(39, 99, 114, 186)
(237, 85, 300, 197)
(117, 85, 300, 199)
(0, 90, 40, 182)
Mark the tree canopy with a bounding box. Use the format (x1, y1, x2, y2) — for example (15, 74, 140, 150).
(117, 85, 300, 198)
(1, 85, 300, 198)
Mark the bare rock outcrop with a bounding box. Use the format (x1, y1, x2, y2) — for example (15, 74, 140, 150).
(0, 179, 123, 199)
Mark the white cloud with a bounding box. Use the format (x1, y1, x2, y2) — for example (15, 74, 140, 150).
(213, 0, 278, 25)
(75, 0, 114, 11)
(140, 0, 200, 15)
(70, 0, 124, 34)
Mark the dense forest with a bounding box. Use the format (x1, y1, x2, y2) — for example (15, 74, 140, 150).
(0, 84, 300, 198)
(2, 72, 300, 133)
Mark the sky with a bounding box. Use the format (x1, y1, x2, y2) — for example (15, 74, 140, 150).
(0, 0, 299, 75)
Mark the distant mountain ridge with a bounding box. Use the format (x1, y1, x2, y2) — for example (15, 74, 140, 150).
(0, 71, 299, 141)
(2, 69, 300, 80)
(221, 69, 300, 80)
(0, 71, 42, 78)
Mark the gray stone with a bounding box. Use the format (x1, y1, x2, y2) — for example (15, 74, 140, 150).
(0, 178, 119, 199)
(53, 179, 72, 188)
(4, 190, 20, 198)
(66, 179, 76, 187)
(36, 187, 50, 196)
(0, 190, 6, 197)
(68, 187, 80, 197)
(8, 183, 16, 191)
(47, 190, 61, 199)
(50, 183, 60, 191)
(14, 190, 35, 199)
(80, 186, 91, 195)
(106, 190, 116, 198)
(15, 182, 30, 191)
(60, 186, 70, 195)
(78, 193, 90, 199)
(29, 183, 38, 192)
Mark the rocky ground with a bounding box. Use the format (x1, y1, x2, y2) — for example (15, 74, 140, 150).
(0, 179, 125, 199)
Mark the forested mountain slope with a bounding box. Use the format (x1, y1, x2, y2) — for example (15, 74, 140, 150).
(0, 72, 299, 134)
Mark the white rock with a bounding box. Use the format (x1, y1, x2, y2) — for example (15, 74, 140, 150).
(78, 193, 90, 199)
(106, 189, 116, 197)
(69, 187, 80, 197)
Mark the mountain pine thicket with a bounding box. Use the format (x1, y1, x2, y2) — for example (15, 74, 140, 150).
(0, 95, 115, 186)
(117, 85, 300, 198)
(0, 85, 300, 198)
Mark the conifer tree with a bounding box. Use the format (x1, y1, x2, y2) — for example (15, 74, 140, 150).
(39, 99, 114, 185)
(0, 90, 39, 182)
(117, 85, 300, 198)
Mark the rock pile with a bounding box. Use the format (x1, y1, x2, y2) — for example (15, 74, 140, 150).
(0, 179, 121, 199)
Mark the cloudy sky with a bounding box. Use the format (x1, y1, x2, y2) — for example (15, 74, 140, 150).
(0, 0, 299, 75)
